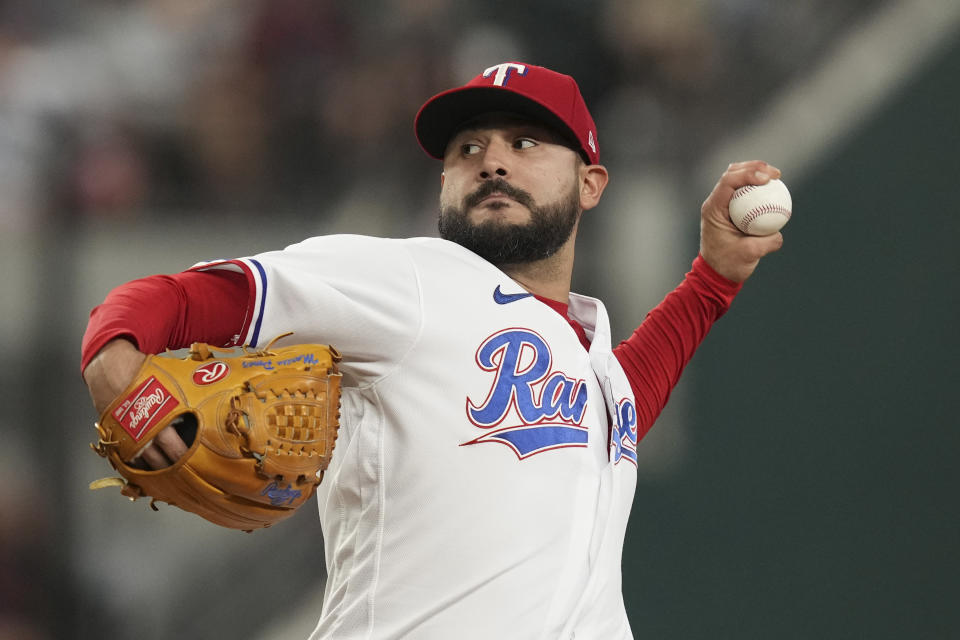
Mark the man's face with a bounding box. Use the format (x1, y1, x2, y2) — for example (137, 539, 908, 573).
(438, 117, 583, 265)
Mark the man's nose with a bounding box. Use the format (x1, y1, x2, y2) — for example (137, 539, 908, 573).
(478, 139, 510, 180)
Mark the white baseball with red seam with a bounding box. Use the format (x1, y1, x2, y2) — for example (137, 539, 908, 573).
(728, 178, 792, 236)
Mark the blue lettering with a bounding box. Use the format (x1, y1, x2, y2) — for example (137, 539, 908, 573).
(242, 353, 319, 370)
(611, 399, 638, 464)
(468, 330, 588, 427)
(261, 481, 302, 506)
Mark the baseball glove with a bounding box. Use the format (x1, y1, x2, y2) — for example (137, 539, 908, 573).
(90, 338, 341, 531)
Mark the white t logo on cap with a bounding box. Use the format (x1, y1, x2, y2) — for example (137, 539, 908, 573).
(483, 63, 527, 87)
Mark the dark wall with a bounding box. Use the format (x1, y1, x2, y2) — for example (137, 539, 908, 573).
(625, 38, 960, 639)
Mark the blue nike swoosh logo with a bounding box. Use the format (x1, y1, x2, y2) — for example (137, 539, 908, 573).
(493, 285, 533, 305)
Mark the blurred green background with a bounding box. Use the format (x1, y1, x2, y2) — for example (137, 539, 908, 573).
(627, 33, 960, 639)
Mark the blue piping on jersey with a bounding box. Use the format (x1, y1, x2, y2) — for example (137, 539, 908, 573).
(249, 259, 268, 347)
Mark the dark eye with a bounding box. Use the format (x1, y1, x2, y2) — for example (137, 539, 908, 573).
(514, 138, 536, 150)
(462, 143, 481, 155)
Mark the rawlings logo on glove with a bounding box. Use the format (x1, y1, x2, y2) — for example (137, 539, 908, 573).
(90, 338, 342, 532)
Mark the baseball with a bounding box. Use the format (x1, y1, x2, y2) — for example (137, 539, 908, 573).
(728, 178, 792, 236)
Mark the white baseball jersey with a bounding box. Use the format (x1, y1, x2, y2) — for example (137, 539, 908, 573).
(200, 235, 640, 639)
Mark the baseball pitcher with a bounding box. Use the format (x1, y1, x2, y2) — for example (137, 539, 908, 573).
(82, 62, 784, 638)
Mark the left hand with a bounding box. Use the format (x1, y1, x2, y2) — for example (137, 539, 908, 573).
(700, 160, 785, 283)
(84, 338, 188, 469)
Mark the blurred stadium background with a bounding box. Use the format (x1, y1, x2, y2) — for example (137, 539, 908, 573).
(1, 0, 957, 638)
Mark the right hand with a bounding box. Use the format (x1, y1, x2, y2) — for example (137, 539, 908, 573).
(699, 160, 785, 283)
(83, 338, 188, 469)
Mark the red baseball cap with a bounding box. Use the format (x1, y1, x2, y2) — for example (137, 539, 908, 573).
(415, 62, 600, 165)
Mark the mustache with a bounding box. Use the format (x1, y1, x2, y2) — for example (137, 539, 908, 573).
(463, 178, 535, 209)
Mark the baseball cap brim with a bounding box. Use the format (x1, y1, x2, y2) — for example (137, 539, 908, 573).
(415, 86, 587, 163)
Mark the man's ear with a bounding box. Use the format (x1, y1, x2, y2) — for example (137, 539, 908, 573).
(440, 172, 445, 188)
(579, 164, 609, 211)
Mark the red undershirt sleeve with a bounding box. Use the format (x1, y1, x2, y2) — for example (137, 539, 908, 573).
(80, 270, 250, 373)
(613, 254, 742, 441)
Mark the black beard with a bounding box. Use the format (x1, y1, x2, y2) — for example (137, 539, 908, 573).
(438, 178, 581, 265)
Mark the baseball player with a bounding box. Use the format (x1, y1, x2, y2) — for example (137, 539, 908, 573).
(82, 62, 783, 638)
